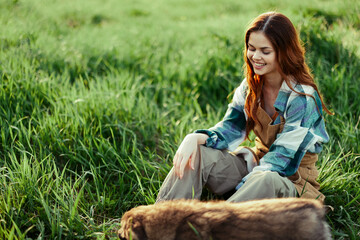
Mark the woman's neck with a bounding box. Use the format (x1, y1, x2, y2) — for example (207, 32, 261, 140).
(263, 72, 283, 91)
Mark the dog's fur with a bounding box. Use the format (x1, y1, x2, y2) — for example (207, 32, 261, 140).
(118, 198, 332, 240)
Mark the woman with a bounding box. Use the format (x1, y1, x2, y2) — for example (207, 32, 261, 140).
(156, 12, 332, 203)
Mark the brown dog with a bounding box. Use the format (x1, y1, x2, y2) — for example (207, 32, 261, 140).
(118, 198, 332, 240)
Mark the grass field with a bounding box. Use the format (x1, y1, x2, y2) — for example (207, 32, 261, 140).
(0, 0, 359, 239)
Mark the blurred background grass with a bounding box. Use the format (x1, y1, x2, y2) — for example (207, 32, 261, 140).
(0, 0, 359, 239)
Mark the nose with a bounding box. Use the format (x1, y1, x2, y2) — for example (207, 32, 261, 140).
(252, 51, 261, 60)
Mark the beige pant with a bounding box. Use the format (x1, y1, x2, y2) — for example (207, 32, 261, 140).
(156, 145, 297, 203)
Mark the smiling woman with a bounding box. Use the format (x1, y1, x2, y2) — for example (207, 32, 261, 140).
(247, 31, 280, 118)
(247, 32, 278, 77)
(156, 12, 333, 206)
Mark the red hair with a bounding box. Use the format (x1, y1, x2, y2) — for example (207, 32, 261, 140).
(243, 12, 333, 138)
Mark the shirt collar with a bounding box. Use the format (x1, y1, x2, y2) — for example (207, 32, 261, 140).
(274, 79, 298, 113)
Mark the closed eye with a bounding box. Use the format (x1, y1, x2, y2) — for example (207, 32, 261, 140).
(248, 43, 272, 54)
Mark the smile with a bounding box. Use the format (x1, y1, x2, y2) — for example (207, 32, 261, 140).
(254, 62, 266, 67)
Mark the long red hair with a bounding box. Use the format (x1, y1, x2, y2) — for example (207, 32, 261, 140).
(243, 12, 332, 138)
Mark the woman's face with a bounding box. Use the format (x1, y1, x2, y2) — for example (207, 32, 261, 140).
(247, 31, 279, 79)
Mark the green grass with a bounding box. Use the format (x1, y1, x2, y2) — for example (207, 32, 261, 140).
(0, 0, 359, 239)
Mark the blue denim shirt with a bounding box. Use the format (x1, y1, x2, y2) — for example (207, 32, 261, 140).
(195, 79, 329, 179)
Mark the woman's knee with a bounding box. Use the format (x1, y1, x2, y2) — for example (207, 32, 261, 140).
(247, 171, 296, 196)
(198, 145, 225, 169)
(248, 171, 281, 188)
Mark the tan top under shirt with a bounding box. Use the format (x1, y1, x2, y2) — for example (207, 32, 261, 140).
(234, 105, 325, 202)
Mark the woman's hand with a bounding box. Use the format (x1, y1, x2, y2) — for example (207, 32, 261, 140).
(173, 133, 208, 179)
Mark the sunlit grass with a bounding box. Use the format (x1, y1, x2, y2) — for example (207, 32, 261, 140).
(0, 0, 359, 239)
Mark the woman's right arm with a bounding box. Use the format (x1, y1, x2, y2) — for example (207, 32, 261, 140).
(173, 79, 249, 179)
(173, 133, 208, 179)
(195, 80, 248, 151)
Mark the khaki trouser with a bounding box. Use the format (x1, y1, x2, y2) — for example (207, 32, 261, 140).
(156, 145, 297, 203)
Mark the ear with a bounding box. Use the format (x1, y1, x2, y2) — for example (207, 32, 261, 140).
(131, 218, 148, 240)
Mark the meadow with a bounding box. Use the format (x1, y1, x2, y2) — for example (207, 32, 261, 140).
(0, 0, 359, 239)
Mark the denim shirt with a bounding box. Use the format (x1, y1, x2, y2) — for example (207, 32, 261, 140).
(195, 79, 329, 177)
